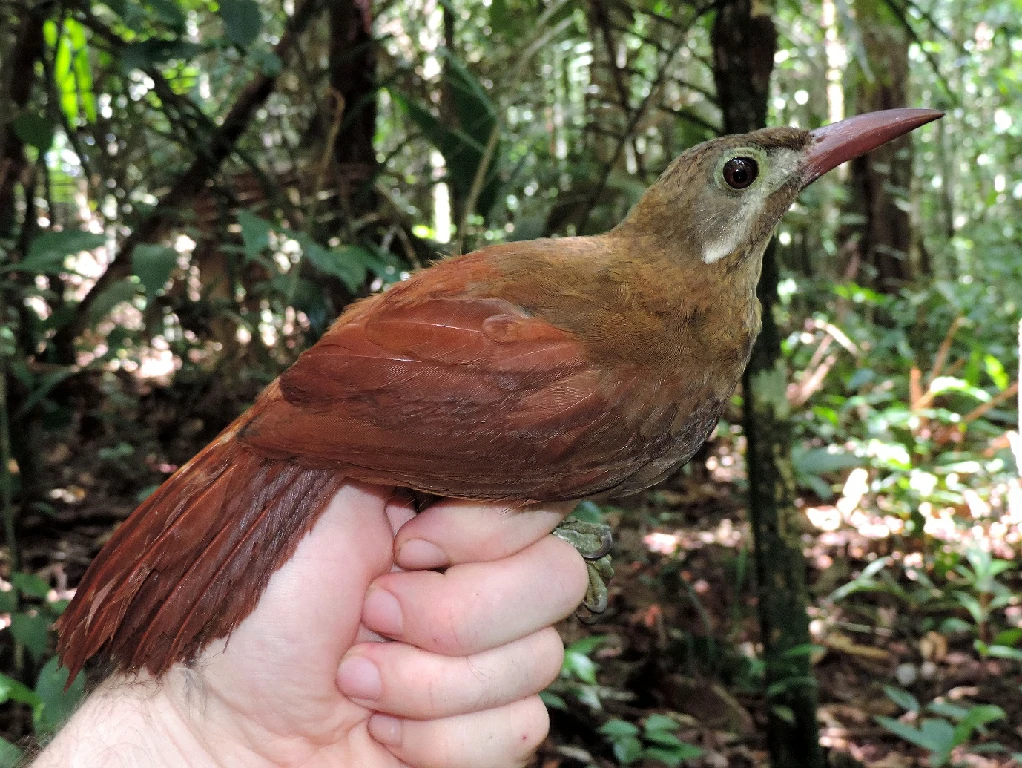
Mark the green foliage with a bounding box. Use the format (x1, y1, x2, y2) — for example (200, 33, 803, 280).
(0, 737, 21, 768)
(542, 635, 611, 711)
(876, 685, 1007, 766)
(133, 244, 178, 297)
(219, 0, 263, 49)
(783, 277, 1018, 531)
(0, 572, 84, 748)
(598, 715, 704, 766)
(392, 49, 503, 222)
(3, 230, 105, 277)
(829, 546, 1022, 665)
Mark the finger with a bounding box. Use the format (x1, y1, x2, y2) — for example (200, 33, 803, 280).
(338, 627, 563, 719)
(395, 499, 577, 570)
(385, 491, 418, 539)
(368, 696, 550, 768)
(364, 534, 588, 655)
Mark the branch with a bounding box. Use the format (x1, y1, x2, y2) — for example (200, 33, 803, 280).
(576, 1, 717, 233)
(54, 0, 325, 350)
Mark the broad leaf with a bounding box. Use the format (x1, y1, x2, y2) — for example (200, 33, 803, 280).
(11, 573, 50, 600)
(236, 210, 272, 259)
(88, 280, 141, 327)
(9, 614, 50, 663)
(219, 0, 262, 48)
(133, 244, 178, 296)
(0, 737, 22, 768)
(12, 113, 55, 151)
(7, 230, 105, 275)
(34, 657, 85, 736)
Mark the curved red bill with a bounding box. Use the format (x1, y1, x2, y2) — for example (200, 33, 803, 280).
(802, 108, 943, 188)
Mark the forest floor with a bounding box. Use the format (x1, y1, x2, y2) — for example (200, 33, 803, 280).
(2, 378, 1021, 768)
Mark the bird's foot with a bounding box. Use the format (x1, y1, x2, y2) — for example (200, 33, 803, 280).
(552, 519, 614, 617)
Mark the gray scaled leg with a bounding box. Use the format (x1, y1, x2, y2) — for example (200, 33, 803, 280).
(552, 518, 614, 616)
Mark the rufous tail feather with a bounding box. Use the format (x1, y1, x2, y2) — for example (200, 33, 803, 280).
(55, 430, 346, 679)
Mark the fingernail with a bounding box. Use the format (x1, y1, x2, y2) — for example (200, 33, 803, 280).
(398, 538, 448, 569)
(336, 655, 382, 701)
(363, 587, 403, 636)
(368, 714, 402, 746)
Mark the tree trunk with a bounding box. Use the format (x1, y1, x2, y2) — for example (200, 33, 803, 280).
(0, 8, 47, 508)
(845, 0, 914, 291)
(328, 0, 377, 213)
(712, 2, 824, 766)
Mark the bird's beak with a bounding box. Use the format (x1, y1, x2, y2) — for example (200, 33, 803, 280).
(802, 108, 943, 188)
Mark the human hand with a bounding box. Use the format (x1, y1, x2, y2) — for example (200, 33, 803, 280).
(36, 483, 588, 768)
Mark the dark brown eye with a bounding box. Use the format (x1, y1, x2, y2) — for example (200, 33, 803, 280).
(722, 156, 758, 189)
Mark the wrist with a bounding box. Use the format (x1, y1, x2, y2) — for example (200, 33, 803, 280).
(32, 673, 214, 768)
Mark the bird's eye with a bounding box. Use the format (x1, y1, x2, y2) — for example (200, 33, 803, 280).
(722, 157, 758, 189)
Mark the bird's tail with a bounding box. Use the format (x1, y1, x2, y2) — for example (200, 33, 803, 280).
(55, 428, 346, 680)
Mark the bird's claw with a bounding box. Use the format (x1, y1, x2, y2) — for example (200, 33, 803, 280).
(552, 519, 614, 618)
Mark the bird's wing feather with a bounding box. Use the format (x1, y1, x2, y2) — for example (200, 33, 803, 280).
(239, 288, 679, 500)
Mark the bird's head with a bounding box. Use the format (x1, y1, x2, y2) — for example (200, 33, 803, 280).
(616, 108, 942, 270)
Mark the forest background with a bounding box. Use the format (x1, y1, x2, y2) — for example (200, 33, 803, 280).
(0, 0, 1020, 766)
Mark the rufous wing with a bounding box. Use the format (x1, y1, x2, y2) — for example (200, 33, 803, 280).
(239, 280, 683, 500)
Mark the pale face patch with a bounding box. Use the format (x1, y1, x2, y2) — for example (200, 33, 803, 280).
(701, 147, 803, 265)
(702, 197, 765, 264)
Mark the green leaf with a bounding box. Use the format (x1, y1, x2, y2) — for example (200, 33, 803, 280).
(7, 230, 105, 275)
(599, 718, 640, 738)
(391, 53, 503, 220)
(926, 701, 969, 721)
(571, 500, 605, 523)
(985, 644, 1022, 661)
(48, 18, 96, 126)
(564, 634, 608, 656)
(11, 573, 50, 600)
(611, 735, 643, 765)
(0, 737, 23, 768)
(781, 643, 826, 659)
(12, 113, 55, 151)
(643, 713, 679, 733)
(34, 657, 85, 735)
(88, 279, 140, 327)
(792, 445, 862, 476)
(984, 355, 1009, 390)
(538, 689, 567, 710)
(952, 704, 1005, 740)
(0, 590, 16, 613)
(66, 19, 97, 123)
(120, 39, 201, 72)
(14, 367, 78, 420)
(147, 0, 187, 31)
(132, 244, 178, 296)
(0, 672, 42, 709)
(928, 376, 990, 402)
(846, 367, 876, 390)
(10, 613, 51, 663)
(884, 685, 921, 713)
(219, 0, 262, 47)
(251, 48, 282, 77)
(771, 704, 795, 724)
(643, 729, 684, 748)
(236, 210, 272, 259)
(300, 238, 367, 292)
(876, 716, 956, 764)
(646, 744, 704, 766)
(562, 647, 598, 684)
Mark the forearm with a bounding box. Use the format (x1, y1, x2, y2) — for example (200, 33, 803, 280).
(32, 676, 211, 768)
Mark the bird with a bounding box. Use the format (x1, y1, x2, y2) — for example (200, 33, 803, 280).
(55, 108, 941, 681)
